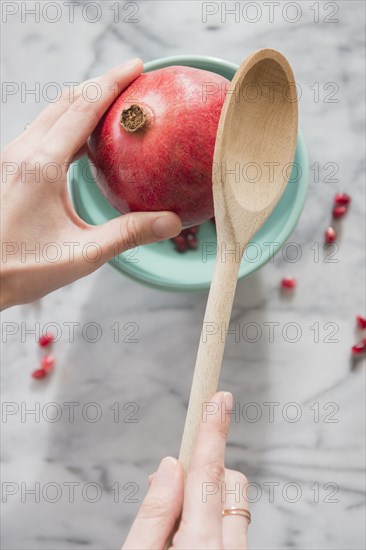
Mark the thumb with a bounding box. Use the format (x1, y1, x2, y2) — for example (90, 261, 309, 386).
(89, 211, 182, 263)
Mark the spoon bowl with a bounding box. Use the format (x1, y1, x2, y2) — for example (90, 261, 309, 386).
(213, 48, 298, 242)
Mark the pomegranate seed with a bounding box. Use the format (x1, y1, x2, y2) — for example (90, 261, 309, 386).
(40, 355, 55, 373)
(173, 235, 185, 246)
(176, 239, 188, 252)
(351, 339, 366, 355)
(356, 315, 366, 330)
(39, 333, 55, 347)
(32, 368, 47, 379)
(186, 234, 198, 250)
(172, 228, 201, 253)
(172, 233, 187, 253)
(324, 227, 336, 244)
(281, 277, 297, 290)
(332, 205, 347, 219)
(334, 193, 351, 206)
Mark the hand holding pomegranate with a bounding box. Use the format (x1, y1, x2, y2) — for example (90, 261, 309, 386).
(0, 59, 182, 310)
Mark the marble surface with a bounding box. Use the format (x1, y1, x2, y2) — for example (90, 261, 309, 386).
(1, 1, 365, 548)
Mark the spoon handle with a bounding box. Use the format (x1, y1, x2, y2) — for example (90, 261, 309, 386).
(179, 254, 241, 472)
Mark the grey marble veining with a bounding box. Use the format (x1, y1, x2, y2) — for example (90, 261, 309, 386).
(1, 1, 365, 549)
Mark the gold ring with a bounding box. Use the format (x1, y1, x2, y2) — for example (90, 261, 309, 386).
(222, 508, 251, 524)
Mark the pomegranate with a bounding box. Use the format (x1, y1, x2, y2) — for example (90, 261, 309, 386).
(88, 66, 230, 227)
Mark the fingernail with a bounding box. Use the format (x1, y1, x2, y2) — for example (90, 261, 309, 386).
(123, 57, 142, 68)
(152, 214, 181, 239)
(154, 457, 177, 487)
(223, 391, 233, 410)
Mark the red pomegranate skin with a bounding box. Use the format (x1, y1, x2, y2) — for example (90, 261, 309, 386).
(87, 66, 229, 227)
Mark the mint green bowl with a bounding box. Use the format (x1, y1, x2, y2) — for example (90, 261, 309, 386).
(68, 55, 308, 292)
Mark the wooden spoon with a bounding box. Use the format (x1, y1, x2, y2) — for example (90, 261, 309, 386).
(179, 49, 298, 472)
